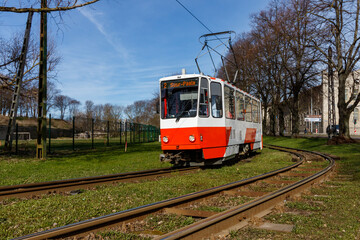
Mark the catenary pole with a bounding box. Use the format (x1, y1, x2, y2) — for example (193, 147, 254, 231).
(36, 0, 47, 159)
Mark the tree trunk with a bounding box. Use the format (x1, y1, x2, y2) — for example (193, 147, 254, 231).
(291, 94, 300, 136)
(337, 73, 351, 138)
(270, 109, 276, 136)
(262, 105, 268, 135)
(278, 107, 285, 136)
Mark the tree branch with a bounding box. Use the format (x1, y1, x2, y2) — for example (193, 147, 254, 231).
(0, 0, 100, 13)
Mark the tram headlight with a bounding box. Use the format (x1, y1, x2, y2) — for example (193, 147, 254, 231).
(163, 136, 169, 143)
(189, 135, 195, 142)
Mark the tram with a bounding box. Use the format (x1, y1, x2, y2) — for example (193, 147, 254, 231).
(159, 73, 262, 166)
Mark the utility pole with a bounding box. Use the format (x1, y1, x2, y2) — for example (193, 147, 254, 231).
(4, 12, 33, 151)
(36, 0, 48, 159)
(328, 47, 336, 138)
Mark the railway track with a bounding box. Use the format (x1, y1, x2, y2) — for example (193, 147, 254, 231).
(14, 145, 336, 240)
(0, 167, 198, 200)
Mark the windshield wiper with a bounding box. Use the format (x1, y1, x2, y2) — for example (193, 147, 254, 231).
(176, 111, 186, 122)
(176, 101, 191, 122)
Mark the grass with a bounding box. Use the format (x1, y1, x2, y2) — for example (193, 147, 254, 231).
(0, 133, 158, 155)
(227, 136, 360, 240)
(0, 142, 168, 186)
(0, 146, 292, 239)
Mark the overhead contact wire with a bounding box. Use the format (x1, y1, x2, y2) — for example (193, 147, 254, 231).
(175, 0, 229, 50)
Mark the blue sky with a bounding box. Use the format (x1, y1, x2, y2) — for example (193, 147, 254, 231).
(0, 0, 270, 108)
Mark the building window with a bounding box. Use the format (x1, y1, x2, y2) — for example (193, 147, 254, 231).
(354, 108, 359, 125)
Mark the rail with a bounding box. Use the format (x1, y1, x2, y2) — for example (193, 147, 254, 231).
(14, 145, 336, 239)
(0, 167, 198, 200)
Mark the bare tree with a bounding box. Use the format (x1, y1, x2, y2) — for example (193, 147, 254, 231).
(69, 98, 81, 118)
(111, 105, 124, 122)
(0, 32, 60, 88)
(311, 0, 360, 139)
(219, 4, 287, 136)
(0, 1, 99, 13)
(250, 5, 287, 136)
(0, 31, 61, 116)
(276, 0, 321, 136)
(218, 0, 322, 136)
(47, 81, 61, 113)
(54, 94, 71, 120)
(93, 104, 103, 123)
(85, 100, 94, 119)
(125, 100, 148, 123)
(103, 103, 114, 121)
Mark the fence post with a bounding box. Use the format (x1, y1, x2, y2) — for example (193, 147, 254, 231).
(91, 118, 94, 149)
(119, 120, 122, 146)
(72, 116, 75, 151)
(152, 127, 154, 142)
(133, 123, 135, 143)
(150, 126, 152, 142)
(48, 114, 51, 154)
(15, 123, 18, 154)
(131, 123, 133, 143)
(125, 120, 128, 146)
(107, 120, 110, 146)
(147, 125, 149, 142)
(138, 124, 141, 143)
(143, 125, 145, 143)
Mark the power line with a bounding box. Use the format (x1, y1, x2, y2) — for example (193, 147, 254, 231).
(175, 0, 214, 34)
(175, 0, 238, 81)
(175, 0, 231, 51)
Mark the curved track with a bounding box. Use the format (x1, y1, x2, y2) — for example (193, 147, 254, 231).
(14, 145, 336, 240)
(0, 167, 198, 200)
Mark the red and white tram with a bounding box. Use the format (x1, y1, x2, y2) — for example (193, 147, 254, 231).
(159, 73, 262, 166)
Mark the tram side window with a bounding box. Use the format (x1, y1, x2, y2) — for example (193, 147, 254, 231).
(225, 86, 235, 119)
(236, 91, 245, 121)
(252, 100, 258, 123)
(211, 82, 223, 118)
(199, 78, 209, 117)
(245, 96, 252, 122)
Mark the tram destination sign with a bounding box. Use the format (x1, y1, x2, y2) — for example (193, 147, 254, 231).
(162, 78, 198, 89)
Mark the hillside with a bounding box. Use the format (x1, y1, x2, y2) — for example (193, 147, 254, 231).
(0, 115, 72, 129)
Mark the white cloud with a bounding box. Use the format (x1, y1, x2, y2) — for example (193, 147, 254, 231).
(77, 7, 133, 64)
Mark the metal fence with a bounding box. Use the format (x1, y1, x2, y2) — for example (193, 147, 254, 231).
(0, 115, 160, 155)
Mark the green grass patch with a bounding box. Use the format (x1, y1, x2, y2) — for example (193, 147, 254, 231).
(145, 214, 196, 233)
(0, 147, 292, 239)
(99, 231, 151, 240)
(0, 142, 168, 186)
(227, 136, 360, 239)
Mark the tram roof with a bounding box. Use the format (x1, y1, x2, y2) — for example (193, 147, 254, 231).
(159, 73, 208, 82)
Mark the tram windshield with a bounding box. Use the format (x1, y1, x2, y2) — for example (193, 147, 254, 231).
(161, 78, 199, 120)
